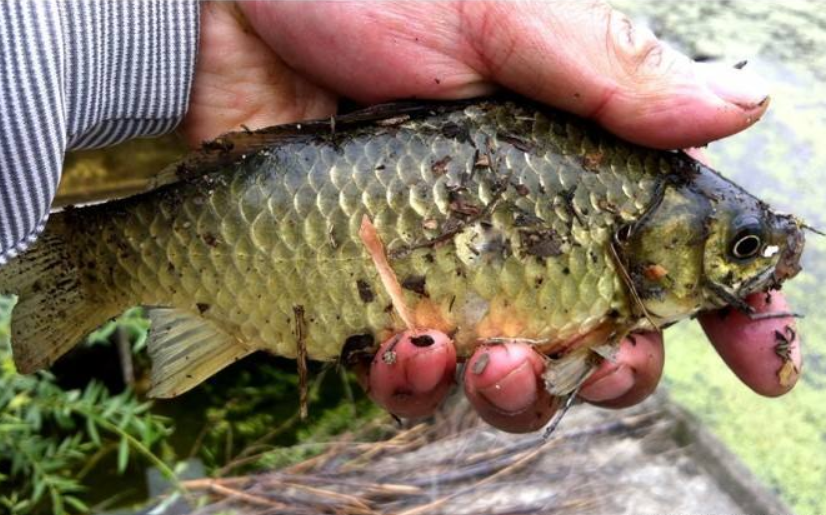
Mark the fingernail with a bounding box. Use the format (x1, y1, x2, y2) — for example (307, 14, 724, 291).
(697, 62, 770, 110)
(408, 346, 449, 392)
(579, 365, 634, 403)
(477, 362, 537, 413)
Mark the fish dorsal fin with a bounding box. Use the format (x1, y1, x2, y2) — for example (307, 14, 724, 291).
(58, 100, 477, 207)
(147, 308, 254, 398)
(148, 101, 453, 191)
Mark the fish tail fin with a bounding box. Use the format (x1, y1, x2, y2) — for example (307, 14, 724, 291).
(0, 216, 116, 373)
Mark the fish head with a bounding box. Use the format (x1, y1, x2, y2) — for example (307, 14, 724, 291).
(620, 166, 805, 323)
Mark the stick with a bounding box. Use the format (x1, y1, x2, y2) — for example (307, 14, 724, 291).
(358, 215, 416, 330)
(293, 305, 309, 420)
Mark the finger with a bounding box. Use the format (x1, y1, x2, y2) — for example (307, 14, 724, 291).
(578, 332, 664, 408)
(464, 342, 559, 433)
(684, 147, 711, 166)
(699, 292, 802, 396)
(362, 329, 457, 419)
(243, 1, 769, 149)
(457, 1, 770, 148)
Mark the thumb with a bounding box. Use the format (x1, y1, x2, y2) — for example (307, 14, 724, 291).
(462, 1, 769, 148)
(241, 1, 767, 149)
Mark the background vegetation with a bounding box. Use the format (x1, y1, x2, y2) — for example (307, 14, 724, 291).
(0, 298, 378, 514)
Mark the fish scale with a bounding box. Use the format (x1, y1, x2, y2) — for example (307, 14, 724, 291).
(82, 103, 649, 359)
(2, 98, 804, 399)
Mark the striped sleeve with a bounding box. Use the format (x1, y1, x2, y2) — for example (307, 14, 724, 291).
(0, 0, 199, 265)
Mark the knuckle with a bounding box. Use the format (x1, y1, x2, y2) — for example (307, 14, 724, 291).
(604, 8, 669, 80)
(584, 0, 615, 23)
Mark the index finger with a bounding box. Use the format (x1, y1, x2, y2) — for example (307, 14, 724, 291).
(698, 291, 802, 396)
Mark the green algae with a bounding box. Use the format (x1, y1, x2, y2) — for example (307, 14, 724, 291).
(611, 1, 826, 512)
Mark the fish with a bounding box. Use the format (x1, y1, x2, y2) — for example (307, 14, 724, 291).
(0, 98, 806, 399)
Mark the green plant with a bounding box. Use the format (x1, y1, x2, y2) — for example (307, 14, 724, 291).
(0, 293, 381, 514)
(0, 296, 175, 515)
(86, 307, 150, 354)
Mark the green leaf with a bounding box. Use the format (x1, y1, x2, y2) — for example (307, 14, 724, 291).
(102, 395, 123, 419)
(85, 321, 117, 346)
(32, 477, 46, 503)
(64, 495, 88, 513)
(117, 437, 130, 474)
(132, 328, 148, 353)
(50, 485, 65, 515)
(85, 417, 101, 446)
(12, 498, 31, 513)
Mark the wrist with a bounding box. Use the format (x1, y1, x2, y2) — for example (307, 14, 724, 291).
(62, 0, 199, 150)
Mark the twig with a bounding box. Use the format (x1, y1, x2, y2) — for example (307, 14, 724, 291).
(340, 423, 429, 471)
(186, 479, 290, 510)
(543, 374, 588, 440)
(218, 412, 299, 472)
(187, 419, 211, 461)
(358, 215, 415, 330)
(278, 480, 375, 512)
(340, 367, 358, 418)
(217, 369, 332, 476)
(395, 439, 553, 515)
(294, 305, 309, 420)
(282, 440, 354, 475)
(116, 325, 134, 386)
(77, 442, 118, 480)
(608, 237, 657, 329)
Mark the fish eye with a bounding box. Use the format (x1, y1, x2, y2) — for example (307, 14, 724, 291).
(729, 228, 763, 260)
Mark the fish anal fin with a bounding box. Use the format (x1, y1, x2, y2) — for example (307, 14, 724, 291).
(147, 308, 254, 398)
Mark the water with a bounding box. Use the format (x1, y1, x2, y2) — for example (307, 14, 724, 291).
(612, 1, 826, 512)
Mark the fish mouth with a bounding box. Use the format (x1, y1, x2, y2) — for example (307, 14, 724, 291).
(772, 215, 805, 284)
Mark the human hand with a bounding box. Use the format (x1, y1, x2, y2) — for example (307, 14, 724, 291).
(181, 1, 801, 433)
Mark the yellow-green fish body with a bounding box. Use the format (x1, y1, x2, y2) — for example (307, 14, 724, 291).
(0, 99, 805, 397)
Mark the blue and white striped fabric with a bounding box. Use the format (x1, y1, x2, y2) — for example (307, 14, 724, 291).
(0, 0, 198, 265)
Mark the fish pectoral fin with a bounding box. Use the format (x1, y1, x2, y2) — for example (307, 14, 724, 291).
(542, 342, 619, 396)
(591, 342, 620, 363)
(147, 308, 254, 398)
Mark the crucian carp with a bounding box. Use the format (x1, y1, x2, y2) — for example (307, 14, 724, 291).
(0, 98, 806, 400)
